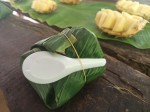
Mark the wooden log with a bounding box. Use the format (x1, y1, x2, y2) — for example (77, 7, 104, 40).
(58, 55, 150, 112)
(0, 15, 150, 112)
(100, 40, 150, 76)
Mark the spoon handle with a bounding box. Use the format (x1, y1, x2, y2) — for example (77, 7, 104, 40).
(68, 58, 106, 71)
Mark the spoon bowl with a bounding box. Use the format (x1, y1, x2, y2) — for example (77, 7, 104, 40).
(22, 51, 106, 84)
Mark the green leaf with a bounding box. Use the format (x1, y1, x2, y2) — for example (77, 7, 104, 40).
(0, 2, 12, 20)
(21, 27, 105, 109)
(11, 0, 150, 49)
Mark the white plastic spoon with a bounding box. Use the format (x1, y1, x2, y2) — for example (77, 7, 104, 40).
(22, 51, 106, 84)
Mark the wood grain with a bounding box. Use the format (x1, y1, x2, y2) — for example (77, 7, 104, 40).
(100, 40, 150, 76)
(58, 55, 150, 112)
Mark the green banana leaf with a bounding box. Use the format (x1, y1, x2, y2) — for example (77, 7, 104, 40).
(21, 27, 105, 109)
(0, 2, 12, 20)
(11, 0, 150, 49)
